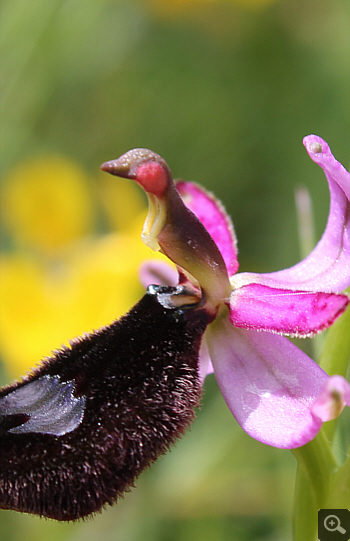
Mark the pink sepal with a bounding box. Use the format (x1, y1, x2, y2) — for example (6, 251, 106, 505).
(311, 375, 350, 422)
(235, 136, 350, 293)
(176, 181, 239, 276)
(139, 259, 178, 289)
(198, 339, 214, 383)
(208, 319, 328, 449)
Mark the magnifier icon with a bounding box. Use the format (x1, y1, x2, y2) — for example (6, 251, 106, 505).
(324, 514, 346, 534)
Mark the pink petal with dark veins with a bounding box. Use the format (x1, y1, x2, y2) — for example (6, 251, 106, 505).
(229, 283, 349, 336)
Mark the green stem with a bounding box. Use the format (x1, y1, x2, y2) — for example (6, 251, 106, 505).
(293, 465, 318, 541)
(326, 453, 350, 508)
(292, 429, 338, 541)
(319, 302, 350, 377)
(319, 304, 350, 443)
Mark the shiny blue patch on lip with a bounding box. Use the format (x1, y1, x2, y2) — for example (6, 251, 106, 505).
(0, 375, 86, 436)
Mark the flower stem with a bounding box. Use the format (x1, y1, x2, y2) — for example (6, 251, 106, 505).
(319, 300, 350, 377)
(293, 465, 318, 541)
(292, 429, 338, 541)
(319, 303, 350, 442)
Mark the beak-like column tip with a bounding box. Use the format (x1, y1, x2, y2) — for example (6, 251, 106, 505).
(100, 159, 130, 178)
(101, 149, 166, 180)
(100, 160, 113, 172)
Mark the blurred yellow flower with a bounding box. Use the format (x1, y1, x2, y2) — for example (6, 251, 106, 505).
(1, 157, 95, 253)
(99, 173, 146, 232)
(0, 155, 166, 379)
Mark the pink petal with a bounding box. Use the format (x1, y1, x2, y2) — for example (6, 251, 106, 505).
(232, 136, 350, 293)
(139, 259, 178, 289)
(207, 319, 328, 448)
(229, 283, 349, 336)
(176, 181, 239, 276)
(311, 375, 350, 422)
(198, 338, 214, 383)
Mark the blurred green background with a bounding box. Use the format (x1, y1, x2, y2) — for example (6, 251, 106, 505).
(0, 0, 349, 540)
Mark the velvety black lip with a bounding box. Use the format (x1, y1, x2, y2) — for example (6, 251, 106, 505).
(0, 289, 211, 521)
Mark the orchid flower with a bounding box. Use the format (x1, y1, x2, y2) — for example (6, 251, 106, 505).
(101, 135, 350, 450)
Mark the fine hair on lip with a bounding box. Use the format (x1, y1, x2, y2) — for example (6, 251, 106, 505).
(0, 289, 210, 521)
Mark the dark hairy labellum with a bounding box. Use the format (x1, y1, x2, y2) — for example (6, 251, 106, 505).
(0, 288, 211, 521)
